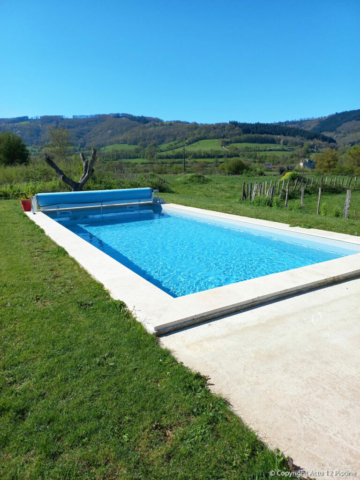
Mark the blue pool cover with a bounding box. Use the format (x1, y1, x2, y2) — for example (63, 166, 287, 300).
(36, 188, 153, 208)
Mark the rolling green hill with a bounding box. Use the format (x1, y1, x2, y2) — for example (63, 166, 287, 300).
(278, 108, 360, 146)
(0, 112, 339, 153)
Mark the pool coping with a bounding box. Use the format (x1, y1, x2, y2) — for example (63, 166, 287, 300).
(26, 204, 360, 336)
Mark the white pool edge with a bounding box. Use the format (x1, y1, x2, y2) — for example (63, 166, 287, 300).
(26, 205, 360, 336)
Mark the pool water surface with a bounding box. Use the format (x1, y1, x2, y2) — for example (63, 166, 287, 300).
(50, 207, 359, 297)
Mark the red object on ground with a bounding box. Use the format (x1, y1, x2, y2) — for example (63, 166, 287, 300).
(20, 200, 31, 212)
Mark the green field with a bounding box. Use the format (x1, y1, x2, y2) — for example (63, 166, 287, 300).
(164, 139, 224, 153)
(162, 175, 360, 235)
(255, 151, 292, 157)
(0, 200, 291, 478)
(159, 141, 184, 151)
(228, 143, 285, 150)
(101, 143, 138, 152)
(102, 140, 293, 160)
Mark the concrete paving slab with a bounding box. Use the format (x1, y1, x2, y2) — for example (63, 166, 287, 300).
(160, 279, 360, 477)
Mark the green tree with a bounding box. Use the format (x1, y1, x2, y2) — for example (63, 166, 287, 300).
(344, 145, 360, 171)
(315, 149, 339, 173)
(219, 158, 246, 175)
(0, 131, 30, 165)
(47, 126, 73, 161)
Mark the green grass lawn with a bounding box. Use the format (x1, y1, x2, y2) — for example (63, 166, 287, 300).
(162, 175, 360, 236)
(0, 200, 291, 479)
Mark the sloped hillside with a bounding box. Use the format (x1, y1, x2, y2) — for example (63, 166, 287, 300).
(278, 109, 360, 145)
(0, 113, 336, 149)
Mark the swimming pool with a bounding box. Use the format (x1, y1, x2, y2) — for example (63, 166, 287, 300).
(46, 205, 360, 298)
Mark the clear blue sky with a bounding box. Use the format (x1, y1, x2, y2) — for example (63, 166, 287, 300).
(0, 0, 359, 123)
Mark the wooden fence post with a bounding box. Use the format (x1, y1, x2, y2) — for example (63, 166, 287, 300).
(354, 177, 357, 190)
(317, 187, 322, 215)
(249, 183, 253, 200)
(252, 183, 258, 201)
(343, 190, 351, 219)
(285, 182, 289, 208)
(242, 182, 246, 201)
(301, 187, 305, 208)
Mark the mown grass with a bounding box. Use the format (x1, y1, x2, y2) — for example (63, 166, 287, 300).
(0, 200, 290, 479)
(162, 175, 360, 236)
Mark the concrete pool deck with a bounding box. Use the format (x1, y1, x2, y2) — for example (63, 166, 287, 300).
(160, 278, 360, 476)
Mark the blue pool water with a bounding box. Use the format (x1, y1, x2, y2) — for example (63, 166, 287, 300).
(52, 207, 358, 297)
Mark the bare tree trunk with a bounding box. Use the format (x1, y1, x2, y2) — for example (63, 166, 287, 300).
(44, 149, 97, 191)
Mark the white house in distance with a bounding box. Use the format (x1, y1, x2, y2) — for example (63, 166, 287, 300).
(299, 158, 315, 169)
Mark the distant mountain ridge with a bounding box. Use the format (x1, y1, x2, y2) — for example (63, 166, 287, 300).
(0, 109, 359, 149)
(277, 108, 360, 146)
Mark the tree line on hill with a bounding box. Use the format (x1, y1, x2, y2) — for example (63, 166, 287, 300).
(0, 113, 336, 149)
(311, 109, 360, 133)
(277, 108, 360, 136)
(229, 121, 335, 143)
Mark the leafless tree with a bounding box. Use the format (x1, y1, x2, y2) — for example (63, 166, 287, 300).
(44, 149, 97, 191)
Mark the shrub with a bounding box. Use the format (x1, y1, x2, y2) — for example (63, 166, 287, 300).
(175, 174, 210, 185)
(219, 158, 246, 175)
(255, 169, 265, 176)
(280, 171, 293, 181)
(292, 200, 303, 211)
(137, 172, 173, 192)
(253, 195, 272, 207)
(172, 165, 183, 174)
(333, 205, 342, 218)
(320, 202, 328, 216)
(272, 197, 282, 208)
(280, 171, 304, 182)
